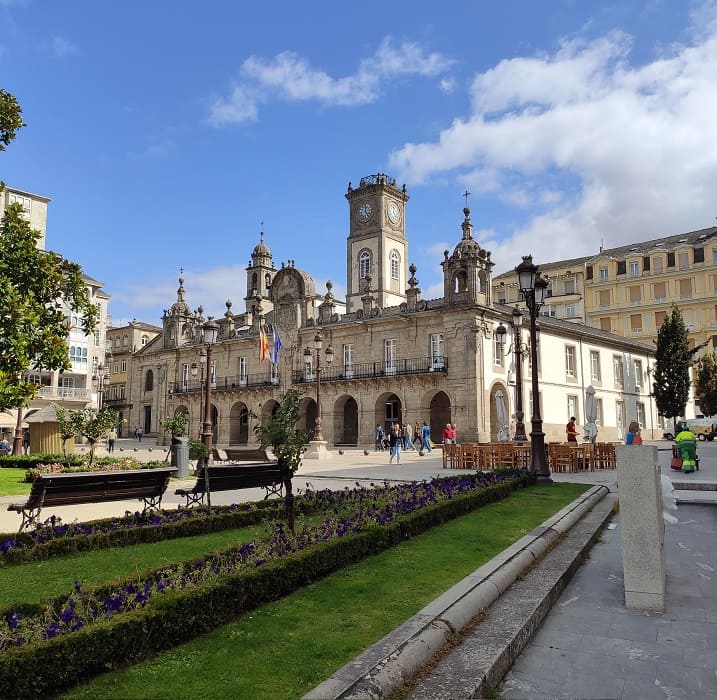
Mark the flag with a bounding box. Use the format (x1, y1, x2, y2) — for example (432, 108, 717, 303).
(259, 326, 269, 363)
(271, 326, 283, 365)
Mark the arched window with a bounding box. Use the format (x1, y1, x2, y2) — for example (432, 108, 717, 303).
(145, 369, 154, 392)
(123, 334, 129, 346)
(141, 334, 149, 346)
(359, 250, 371, 279)
(390, 250, 400, 280)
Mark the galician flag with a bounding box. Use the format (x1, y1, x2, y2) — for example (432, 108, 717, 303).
(271, 327, 283, 365)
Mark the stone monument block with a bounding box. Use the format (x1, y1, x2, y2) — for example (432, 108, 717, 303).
(616, 445, 665, 612)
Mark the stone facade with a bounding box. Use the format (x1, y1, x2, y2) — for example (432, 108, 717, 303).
(128, 175, 663, 447)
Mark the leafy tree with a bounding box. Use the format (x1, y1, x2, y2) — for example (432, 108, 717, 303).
(0, 88, 26, 190)
(653, 307, 701, 433)
(0, 203, 97, 454)
(68, 407, 119, 466)
(54, 406, 78, 458)
(253, 389, 307, 531)
(694, 352, 717, 417)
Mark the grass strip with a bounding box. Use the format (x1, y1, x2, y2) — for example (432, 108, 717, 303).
(0, 467, 29, 496)
(61, 483, 589, 699)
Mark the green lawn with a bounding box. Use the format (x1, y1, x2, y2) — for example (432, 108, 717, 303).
(57, 483, 590, 699)
(0, 466, 29, 496)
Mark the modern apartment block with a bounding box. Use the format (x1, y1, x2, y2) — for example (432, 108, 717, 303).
(0, 185, 50, 250)
(105, 321, 162, 435)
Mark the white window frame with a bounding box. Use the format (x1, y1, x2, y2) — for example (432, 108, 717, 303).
(359, 250, 371, 279)
(599, 266, 609, 281)
(343, 344, 354, 378)
(567, 395, 578, 423)
(590, 351, 601, 381)
(430, 334, 445, 370)
(634, 359, 642, 390)
(629, 261, 639, 277)
(121, 360, 127, 373)
(182, 363, 189, 391)
(613, 355, 624, 386)
(390, 250, 400, 280)
(493, 335, 504, 367)
(565, 345, 576, 377)
(239, 356, 248, 386)
(636, 402, 646, 427)
(384, 338, 397, 375)
(565, 304, 576, 318)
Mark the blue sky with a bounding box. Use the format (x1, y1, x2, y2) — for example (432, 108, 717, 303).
(2, 0, 717, 326)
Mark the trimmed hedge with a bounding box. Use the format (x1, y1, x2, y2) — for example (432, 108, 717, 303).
(0, 453, 84, 469)
(0, 473, 533, 698)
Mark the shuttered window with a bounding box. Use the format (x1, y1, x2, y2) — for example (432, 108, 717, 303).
(655, 310, 667, 327)
(600, 317, 612, 332)
(679, 278, 692, 299)
(629, 286, 641, 303)
(653, 281, 666, 300)
(630, 314, 643, 332)
(599, 290, 610, 306)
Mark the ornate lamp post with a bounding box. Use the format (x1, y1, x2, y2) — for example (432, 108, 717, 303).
(303, 332, 334, 455)
(495, 306, 528, 443)
(515, 255, 551, 482)
(199, 319, 219, 466)
(91, 363, 110, 410)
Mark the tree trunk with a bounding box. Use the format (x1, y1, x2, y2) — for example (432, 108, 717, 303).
(279, 460, 295, 532)
(12, 404, 23, 456)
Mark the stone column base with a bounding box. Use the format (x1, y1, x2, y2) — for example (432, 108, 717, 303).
(303, 440, 332, 460)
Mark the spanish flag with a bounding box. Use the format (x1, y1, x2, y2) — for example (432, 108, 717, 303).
(259, 326, 269, 363)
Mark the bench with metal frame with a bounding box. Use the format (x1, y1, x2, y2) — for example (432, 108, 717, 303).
(175, 463, 285, 509)
(7, 467, 176, 532)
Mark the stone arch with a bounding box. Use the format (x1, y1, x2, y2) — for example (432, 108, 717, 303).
(416, 389, 452, 444)
(454, 271, 468, 293)
(261, 400, 281, 422)
(334, 394, 358, 445)
(299, 395, 317, 439)
(144, 369, 154, 392)
(229, 401, 250, 445)
(375, 392, 402, 434)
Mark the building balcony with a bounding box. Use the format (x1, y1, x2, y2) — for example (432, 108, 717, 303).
(170, 372, 279, 394)
(292, 355, 448, 384)
(36, 386, 90, 401)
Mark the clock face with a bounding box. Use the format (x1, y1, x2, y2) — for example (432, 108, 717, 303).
(358, 201, 373, 222)
(387, 201, 400, 224)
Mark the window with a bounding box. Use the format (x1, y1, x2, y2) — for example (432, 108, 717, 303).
(653, 256, 663, 273)
(655, 310, 667, 328)
(384, 338, 397, 375)
(113, 362, 118, 374)
(565, 304, 576, 318)
(92, 356, 99, 373)
(590, 351, 601, 381)
(600, 317, 611, 332)
(141, 334, 149, 346)
(653, 281, 666, 301)
(493, 335, 504, 367)
(678, 252, 688, 270)
(390, 250, 400, 280)
(123, 335, 129, 347)
(541, 305, 556, 318)
(636, 402, 646, 427)
(713, 274, 717, 292)
(598, 290, 610, 308)
(599, 266, 608, 281)
(713, 248, 717, 264)
(643, 256, 651, 272)
(343, 344, 354, 377)
(694, 247, 704, 264)
(359, 250, 370, 279)
(595, 399, 603, 427)
(239, 356, 247, 385)
(430, 334, 444, 369)
(629, 261, 639, 276)
(545, 284, 553, 298)
(210, 360, 216, 388)
(586, 265, 593, 280)
(95, 303, 102, 320)
(567, 395, 578, 423)
(679, 278, 692, 299)
(667, 252, 675, 267)
(629, 286, 641, 305)
(630, 314, 643, 333)
(617, 260, 626, 275)
(270, 362, 279, 385)
(182, 364, 189, 390)
(114, 337, 120, 348)
(616, 401, 625, 437)
(634, 359, 643, 390)
(8, 192, 31, 215)
(613, 356, 624, 386)
(564, 279, 575, 295)
(121, 360, 127, 373)
(145, 369, 154, 392)
(565, 345, 576, 377)
(94, 330, 100, 347)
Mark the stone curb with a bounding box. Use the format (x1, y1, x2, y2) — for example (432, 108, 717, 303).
(303, 483, 610, 700)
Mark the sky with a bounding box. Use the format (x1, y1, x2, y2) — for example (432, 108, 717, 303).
(2, 0, 717, 327)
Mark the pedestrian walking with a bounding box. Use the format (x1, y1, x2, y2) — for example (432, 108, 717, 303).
(375, 425, 385, 451)
(420, 421, 432, 454)
(441, 423, 454, 445)
(566, 417, 578, 443)
(389, 423, 401, 464)
(137, 426, 144, 442)
(107, 428, 117, 453)
(402, 422, 414, 450)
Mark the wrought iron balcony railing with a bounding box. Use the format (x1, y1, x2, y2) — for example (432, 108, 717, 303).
(292, 356, 447, 384)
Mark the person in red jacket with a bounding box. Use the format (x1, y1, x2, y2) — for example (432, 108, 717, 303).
(441, 423, 454, 444)
(566, 417, 578, 443)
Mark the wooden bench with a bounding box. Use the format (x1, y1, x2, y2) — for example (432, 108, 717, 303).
(7, 467, 177, 532)
(175, 463, 285, 508)
(219, 447, 271, 462)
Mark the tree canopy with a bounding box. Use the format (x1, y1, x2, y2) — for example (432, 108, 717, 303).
(652, 307, 694, 425)
(0, 203, 98, 411)
(694, 352, 717, 417)
(0, 88, 24, 153)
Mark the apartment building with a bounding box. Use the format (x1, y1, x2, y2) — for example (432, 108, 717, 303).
(0, 186, 50, 250)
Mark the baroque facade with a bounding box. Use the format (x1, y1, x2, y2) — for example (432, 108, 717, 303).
(128, 175, 664, 447)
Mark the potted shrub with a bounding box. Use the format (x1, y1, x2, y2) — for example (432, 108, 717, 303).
(160, 413, 190, 476)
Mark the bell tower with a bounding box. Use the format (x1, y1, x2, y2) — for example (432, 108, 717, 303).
(345, 174, 409, 313)
(245, 229, 275, 313)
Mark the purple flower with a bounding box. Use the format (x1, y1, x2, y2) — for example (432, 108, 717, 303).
(6, 612, 20, 630)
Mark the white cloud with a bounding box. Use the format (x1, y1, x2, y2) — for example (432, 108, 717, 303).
(439, 77, 457, 93)
(51, 35, 79, 57)
(209, 37, 454, 126)
(389, 6, 717, 274)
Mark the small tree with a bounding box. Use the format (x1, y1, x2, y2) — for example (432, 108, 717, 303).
(253, 389, 307, 531)
(54, 406, 77, 458)
(694, 352, 717, 417)
(69, 407, 119, 466)
(160, 412, 189, 439)
(653, 307, 701, 434)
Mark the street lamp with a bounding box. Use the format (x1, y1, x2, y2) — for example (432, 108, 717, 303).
(199, 319, 219, 466)
(190, 348, 207, 438)
(303, 332, 334, 442)
(495, 306, 528, 443)
(91, 363, 110, 410)
(515, 255, 551, 482)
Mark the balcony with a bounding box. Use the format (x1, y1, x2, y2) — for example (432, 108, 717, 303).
(292, 355, 448, 384)
(171, 372, 278, 394)
(36, 386, 90, 401)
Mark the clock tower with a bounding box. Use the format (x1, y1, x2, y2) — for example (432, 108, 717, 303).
(345, 173, 409, 313)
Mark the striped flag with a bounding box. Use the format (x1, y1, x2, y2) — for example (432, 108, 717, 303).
(259, 326, 269, 363)
(271, 327, 283, 365)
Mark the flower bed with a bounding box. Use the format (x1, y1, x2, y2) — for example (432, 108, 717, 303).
(24, 457, 163, 482)
(0, 470, 532, 697)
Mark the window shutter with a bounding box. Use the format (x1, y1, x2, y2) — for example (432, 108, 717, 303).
(586, 265, 593, 280)
(642, 256, 650, 271)
(667, 252, 675, 267)
(694, 247, 705, 263)
(617, 260, 626, 275)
